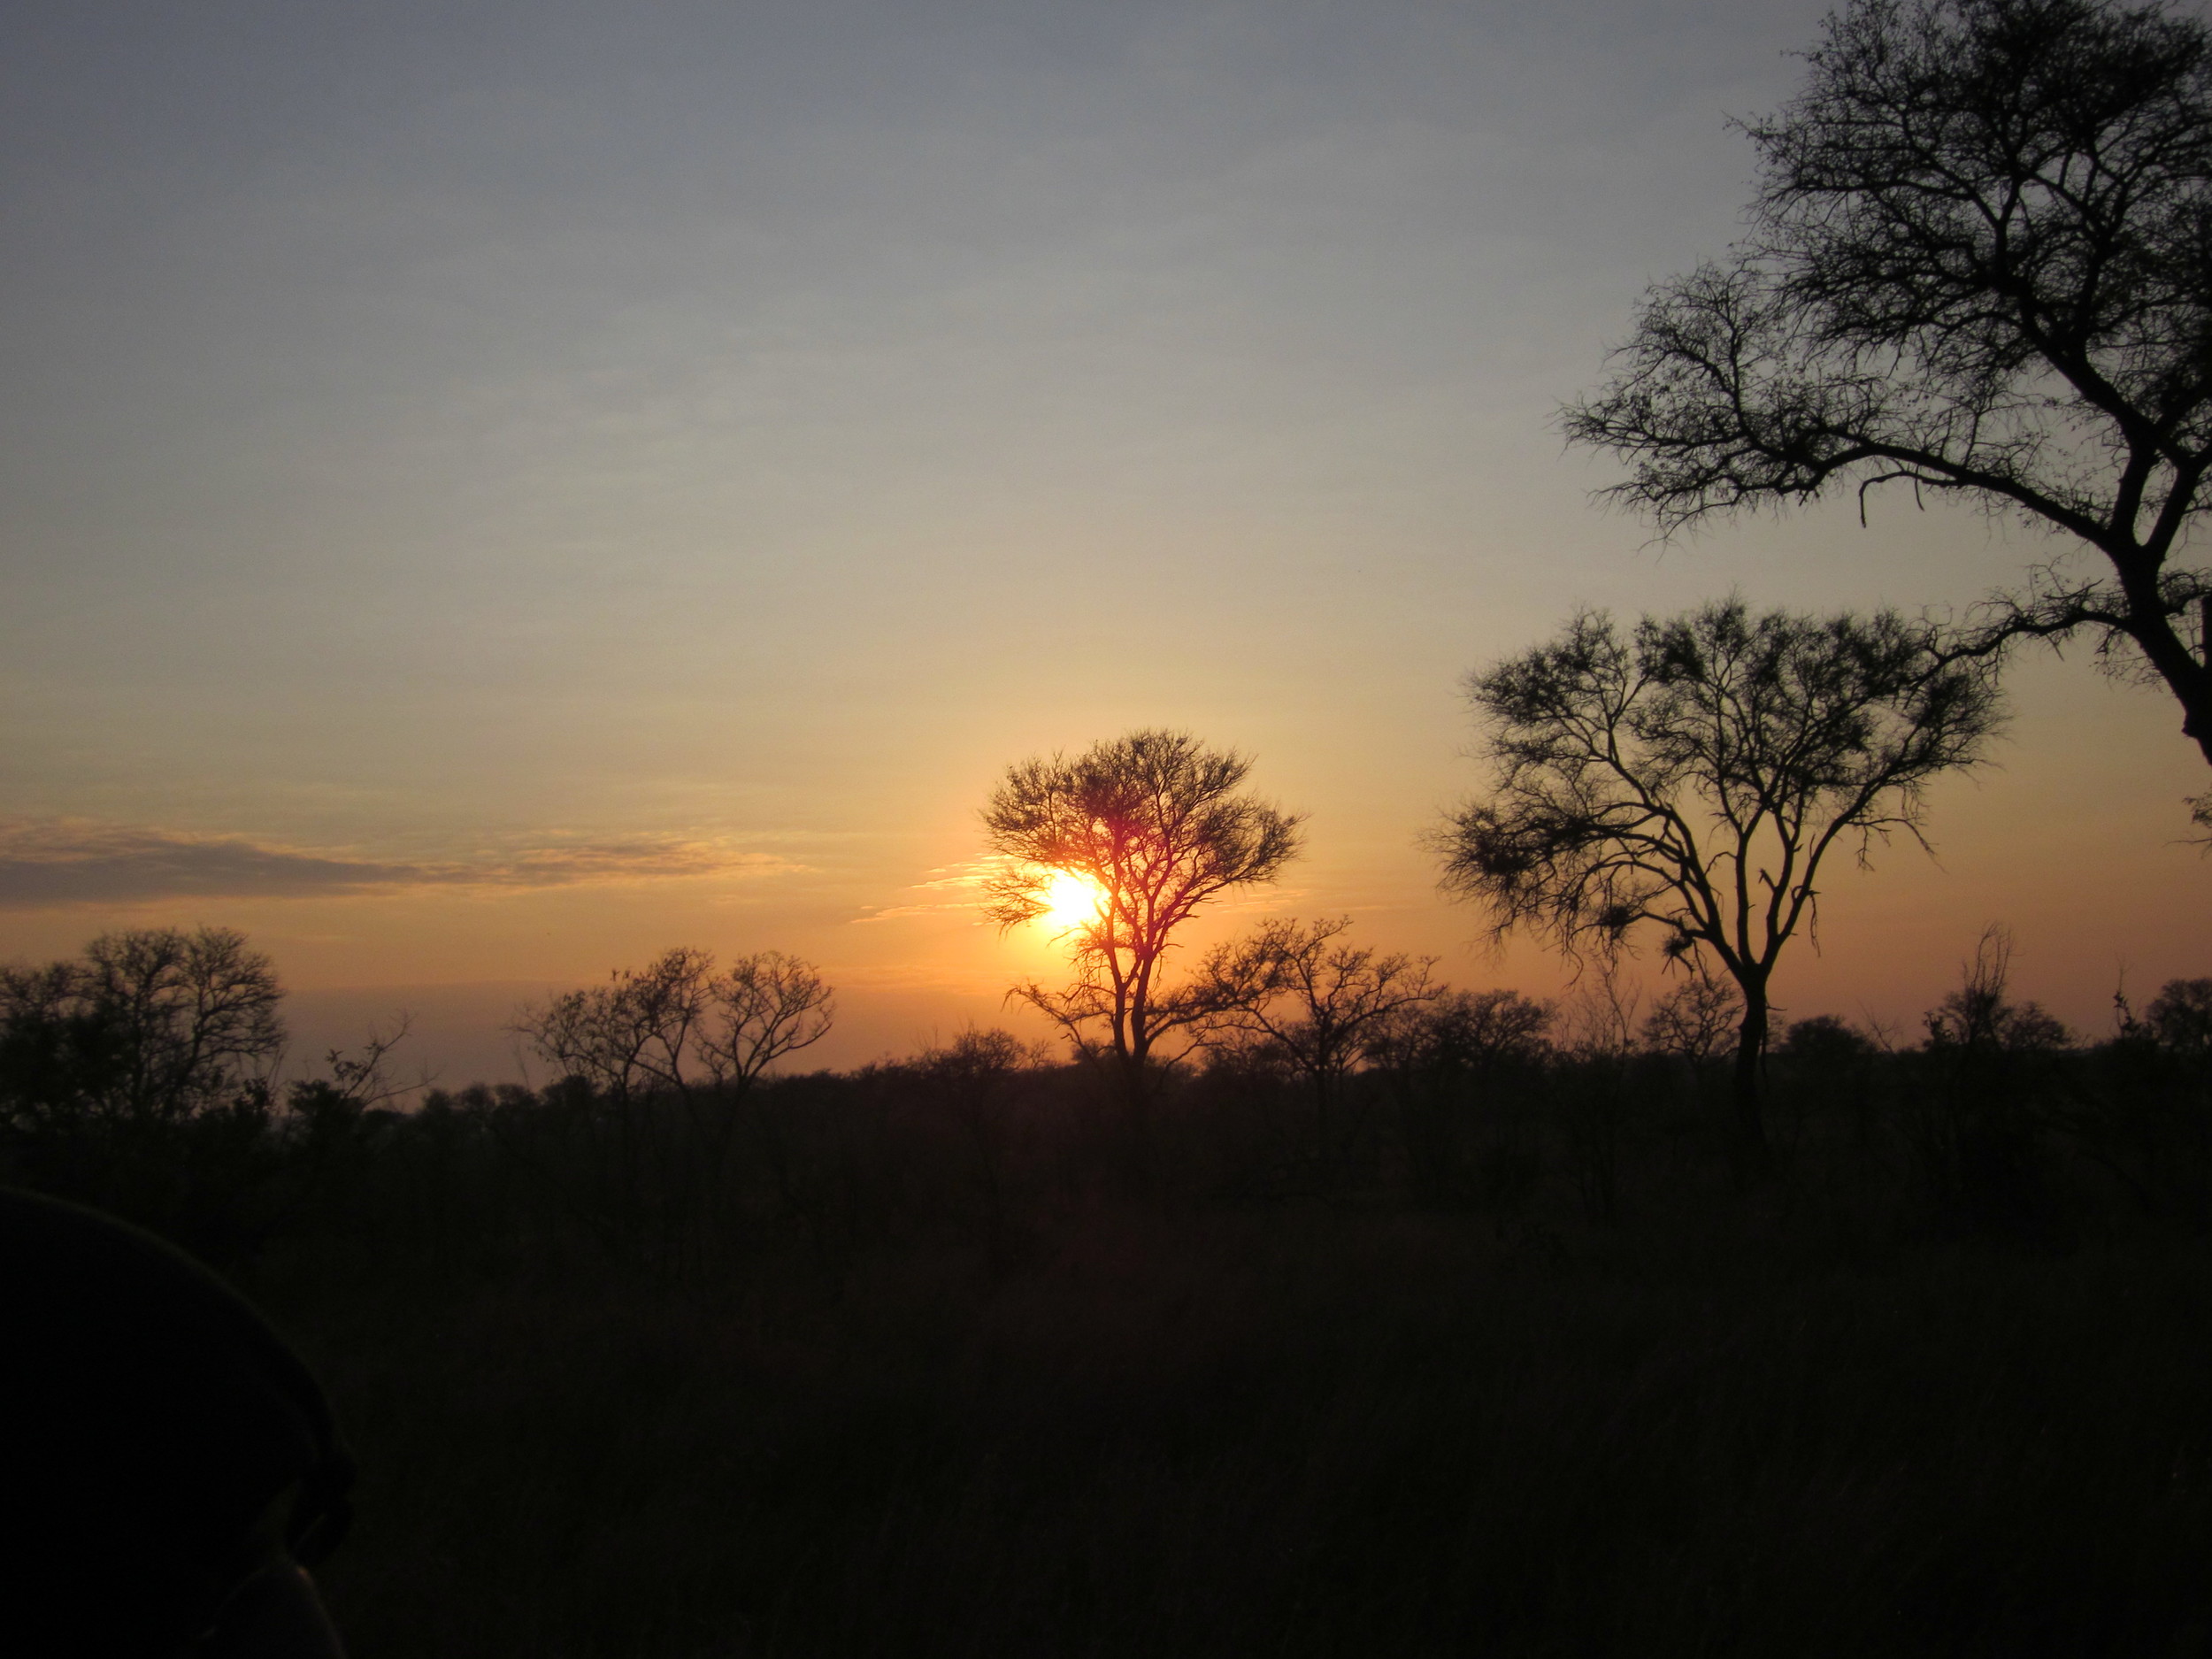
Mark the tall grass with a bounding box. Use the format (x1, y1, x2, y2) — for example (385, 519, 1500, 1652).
(265, 1202, 2212, 1658)
(11, 1033, 2211, 1655)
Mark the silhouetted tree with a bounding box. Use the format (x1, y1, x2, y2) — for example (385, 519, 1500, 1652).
(1777, 1013, 1883, 1145)
(1372, 987, 1559, 1077)
(1371, 988, 1556, 1208)
(514, 948, 833, 1255)
(1924, 926, 2073, 1054)
(1640, 967, 1743, 1064)
(698, 951, 838, 1087)
(981, 729, 1302, 1103)
(1911, 926, 2075, 1233)
(910, 1026, 1044, 1267)
(2143, 976, 2212, 1053)
(0, 926, 285, 1131)
(1564, 0, 2212, 813)
(1194, 916, 1439, 1164)
(517, 948, 833, 1102)
(1778, 1014, 1879, 1064)
(1438, 599, 2002, 1165)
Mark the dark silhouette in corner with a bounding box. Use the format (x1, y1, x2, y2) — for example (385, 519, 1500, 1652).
(0, 1187, 351, 1657)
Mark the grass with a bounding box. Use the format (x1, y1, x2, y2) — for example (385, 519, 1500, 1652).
(265, 1203, 2212, 1658)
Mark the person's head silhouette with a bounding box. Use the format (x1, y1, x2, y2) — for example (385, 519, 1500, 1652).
(0, 1189, 353, 1657)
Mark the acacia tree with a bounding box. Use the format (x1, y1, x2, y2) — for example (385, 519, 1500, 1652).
(1564, 0, 2212, 810)
(981, 728, 1302, 1097)
(1437, 599, 2003, 1163)
(1194, 916, 1438, 1160)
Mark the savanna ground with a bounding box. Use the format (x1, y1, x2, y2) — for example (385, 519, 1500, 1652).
(282, 1205, 2211, 1659)
(24, 1000, 2200, 1659)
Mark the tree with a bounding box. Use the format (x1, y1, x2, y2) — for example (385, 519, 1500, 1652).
(1375, 987, 1558, 1076)
(514, 947, 835, 1249)
(1924, 925, 2075, 1051)
(1640, 966, 1744, 1064)
(697, 951, 839, 1088)
(910, 1026, 1047, 1268)
(1437, 599, 2003, 1163)
(1369, 987, 1556, 1208)
(0, 926, 286, 1131)
(1194, 916, 1439, 1161)
(1564, 0, 2212, 809)
(518, 947, 834, 1103)
(2142, 975, 2212, 1052)
(981, 729, 1302, 1096)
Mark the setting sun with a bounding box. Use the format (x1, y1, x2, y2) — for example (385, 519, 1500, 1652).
(1038, 869, 1108, 932)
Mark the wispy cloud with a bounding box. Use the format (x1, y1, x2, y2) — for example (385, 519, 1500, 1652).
(851, 858, 1004, 924)
(0, 820, 800, 908)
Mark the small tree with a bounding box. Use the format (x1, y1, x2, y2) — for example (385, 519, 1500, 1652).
(1564, 0, 2212, 807)
(1194, 916, 1438, 1164)
(981, 729, 1302, 1099)
(1437, 598, 2002, 1164)
(1640, 968, 1743, 1065)
(1370, 988, 1556, 1209)
(2144, 977, 2212, 1053)
(1924, 926, 2074, 1053)
(514, 948, 834, 1251)
(911, 1026, 1045, 1268)
(518, 947, 834, 1104)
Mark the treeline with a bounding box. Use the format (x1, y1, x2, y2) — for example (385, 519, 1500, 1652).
(3, 925, 2207, 1279)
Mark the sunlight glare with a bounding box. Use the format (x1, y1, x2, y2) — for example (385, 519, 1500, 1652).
(1039, 869, 1107, 931)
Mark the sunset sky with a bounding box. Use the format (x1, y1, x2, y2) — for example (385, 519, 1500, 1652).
(4, 0, 2207, 1082)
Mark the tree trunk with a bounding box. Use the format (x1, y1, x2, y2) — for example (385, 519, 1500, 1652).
(2193, 595, 2212, 767)
(2122, 582, 2212, 767)
(1731, 986, 1770, 1177)
(1105, 1043, 1155, 1197)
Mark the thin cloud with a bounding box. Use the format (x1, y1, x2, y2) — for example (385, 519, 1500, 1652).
(852, 858, 1005, 925)
(0, 820, 800, 908)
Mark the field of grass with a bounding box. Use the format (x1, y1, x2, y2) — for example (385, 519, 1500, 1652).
(264, 1195, 2212, 1658)
(11, 1009, 2211, 1656)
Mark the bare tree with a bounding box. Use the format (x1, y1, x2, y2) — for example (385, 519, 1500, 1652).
(1437, 599, 2003, 1164)
(1564, 0, 2212, 812)
(293, 1011, 420, 1112)
(517, 947, 834, 1103)
(1640, 968, 1744, 1064)
(695, 951, 838, 1091)
(1195, 916, 1438, 1159)
(520, 947, 717, 1107)
(514, 948, 835, 1249)
(1924, 925, 2074, 1052)
(981, 729, 1302, 1097)
(0, 926, 286, 1129)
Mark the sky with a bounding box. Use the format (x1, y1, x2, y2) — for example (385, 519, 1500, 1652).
(3, 0, 2207, 1083)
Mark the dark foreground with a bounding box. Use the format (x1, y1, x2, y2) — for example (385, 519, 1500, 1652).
(257, 1205, 2209, 1659)
(12, 1016, 2212, 1657)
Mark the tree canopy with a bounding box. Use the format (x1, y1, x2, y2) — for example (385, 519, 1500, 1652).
(0, 926, 285, 1129)
(1565, 0, 2212, 795)
(1438, 598, 2003, 1157)
(981, 728, 1302, 1085)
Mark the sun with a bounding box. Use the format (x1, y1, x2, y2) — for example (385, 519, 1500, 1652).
(1037, 869, 1107, 931)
